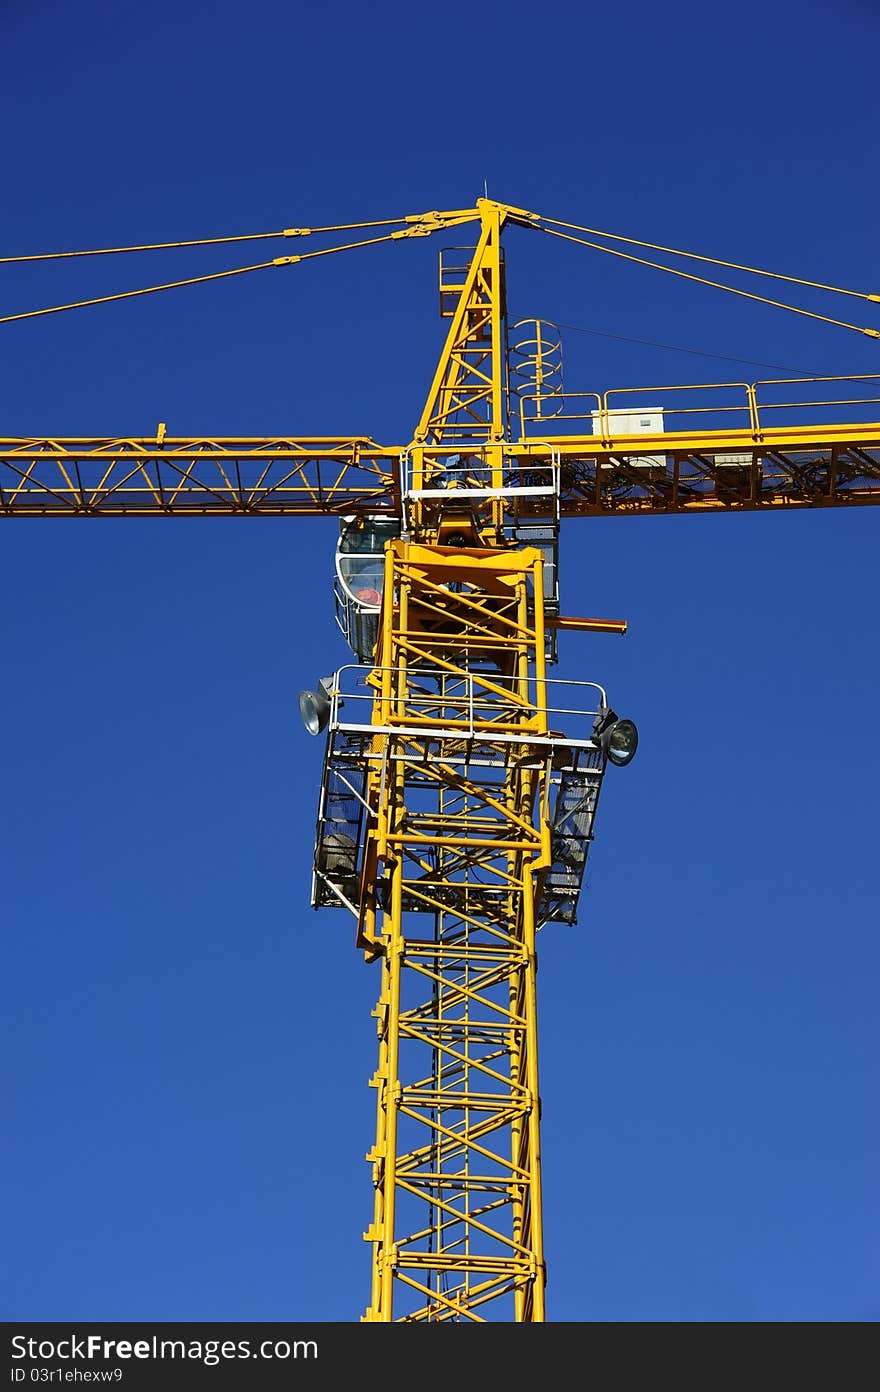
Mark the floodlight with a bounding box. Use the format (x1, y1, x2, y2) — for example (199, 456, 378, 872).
(594, 707, 639, 767)
(298, 677, 334, 736)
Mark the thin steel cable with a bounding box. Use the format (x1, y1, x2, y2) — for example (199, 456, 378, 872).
(0, 217, 413, 265)
(550, 320, 823, 376)
(540, 214, 880, 304)
(0, 232, 403, 327)
(539, 226, 880, 340)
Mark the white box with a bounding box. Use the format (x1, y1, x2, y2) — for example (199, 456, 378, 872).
(591, 407, 665, 473)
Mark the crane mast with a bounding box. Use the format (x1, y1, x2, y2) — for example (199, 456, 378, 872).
(4, 198, 879, 1322)
(316, 202, 630, 1320)
(360, 202, 552, 1320)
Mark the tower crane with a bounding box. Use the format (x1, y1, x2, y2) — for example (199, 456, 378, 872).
(3, 198, 879, 1322)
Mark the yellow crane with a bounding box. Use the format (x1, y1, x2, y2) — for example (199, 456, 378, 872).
(3, 198, 879, 1322)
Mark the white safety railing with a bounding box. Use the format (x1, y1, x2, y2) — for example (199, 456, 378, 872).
(400, 446, 561, 503)
(327, 664, 608, 748)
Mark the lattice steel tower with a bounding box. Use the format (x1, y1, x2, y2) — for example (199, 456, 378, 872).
(8, 195, 877, 1323)
(305, 201, 634, 1321)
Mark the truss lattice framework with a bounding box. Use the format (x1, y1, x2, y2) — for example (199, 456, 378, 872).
(414, 205, 506, 448)
(0, 438, 399, 516)
(2, 430, 879, 516)
(359, 541, 553, 1322)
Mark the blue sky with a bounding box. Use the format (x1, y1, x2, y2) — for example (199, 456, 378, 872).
(2, 0, 877, 1322)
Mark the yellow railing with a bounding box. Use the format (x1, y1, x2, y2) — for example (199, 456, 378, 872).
(518, 374, 880, 440)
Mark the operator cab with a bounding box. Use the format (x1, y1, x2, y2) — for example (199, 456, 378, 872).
(334, 514, 400, 661)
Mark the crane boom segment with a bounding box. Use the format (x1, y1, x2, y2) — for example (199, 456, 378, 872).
(3, 425, 879, 516)
(0, 439, 400, 516)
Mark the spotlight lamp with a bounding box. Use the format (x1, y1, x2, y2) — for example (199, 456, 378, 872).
(298, 676, 335, 736)
(593, 706, 639, 767)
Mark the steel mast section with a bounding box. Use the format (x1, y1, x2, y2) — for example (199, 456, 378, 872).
(360, 200, 554, 1321)
(311, 200, 624, 1321)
